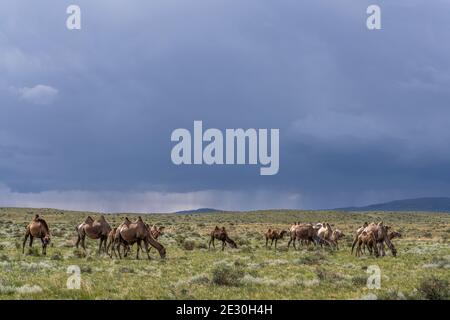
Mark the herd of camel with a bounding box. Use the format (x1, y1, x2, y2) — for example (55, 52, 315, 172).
(22, 214, 401, 259)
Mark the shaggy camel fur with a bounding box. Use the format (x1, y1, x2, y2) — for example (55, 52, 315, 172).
(208, 226, 237, 251)
(23, 214, 51, 255)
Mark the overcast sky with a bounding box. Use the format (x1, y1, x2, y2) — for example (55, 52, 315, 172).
(1, 1, 450, 212)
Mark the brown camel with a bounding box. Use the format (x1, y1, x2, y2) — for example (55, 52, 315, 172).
(330, 229, 345, 250)
(76, 215, 112, 254)
(112, 217, 166, 259)
(23, 214, 51, 255)
(354, 230, 379, 257)
(264, 229, 287, 249)
(352, 222, 397, 257)
(122, 224, 166, 257)
(288, 223, 317, 249)
(208, 226, 237, 251)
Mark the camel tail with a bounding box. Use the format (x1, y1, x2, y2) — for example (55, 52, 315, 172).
(351, 236, 358, 254)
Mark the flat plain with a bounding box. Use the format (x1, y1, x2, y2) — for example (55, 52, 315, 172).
(0, 208, 449, 300)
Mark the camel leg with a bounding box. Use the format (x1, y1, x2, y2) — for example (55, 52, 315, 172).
(293, 238, 297, 250)
(270, 239, 274, 248)
(75, 234, 81, 249)
(106, 239, 112, 256)
(222, 240, 225, 251)
(265, 238, 268, 248)
(23, 232, 30, 254)
(29, 235, 34, 249)
(351, 237, 358, 254)
(115, 239, 122, 259)
(81, 235, 86, 251)
(98, 238, 103, 255)
(287, 237, 292, 249)
(136, 240, 140, 260)
(142, 241, 151, 260)
(274, 239, 278, 249)
(40, 238, 47, 255)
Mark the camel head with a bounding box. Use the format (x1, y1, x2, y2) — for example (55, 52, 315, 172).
(43, 234, 51, 245)
(159, 246, 167, 258)
(84, 216, 94, 224)
(280, 230, 288, 238)
(390, 231, 402, 239)
(158, 226, 165, 234)
(226, 238, 238, 248)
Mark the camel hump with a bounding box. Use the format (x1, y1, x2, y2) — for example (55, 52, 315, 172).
(214, 226, 219, 230)
(85, 216, 94, 224)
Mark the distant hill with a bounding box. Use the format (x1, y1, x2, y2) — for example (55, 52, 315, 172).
(174, 208, 224, 214)
(335, 197, 450, 213)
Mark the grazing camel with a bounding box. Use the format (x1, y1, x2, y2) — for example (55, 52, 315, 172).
(23, 214, 51, 255)
(112, 217, 166, 259)
(354, 230, 379, 257)
(352, 222, 397, 257)
(288, 223, 317, 249)
(389, 231, 402, 240)
(264, 229, 288, 249)
(122, 224, 166, 257)
(75, 215, 112, 254)
(208, 226, 237, 251)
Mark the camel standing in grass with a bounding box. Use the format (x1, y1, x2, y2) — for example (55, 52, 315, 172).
(76, 215, 112, 254)
(351, 222, 369, 254)
(23, 214, 51, 255)
(354, 230, 379, 257)
(288, 224, 317, 249)
(209, 226, 237, 251)
(112, 217, 166, 259)
(122, 224, 166, 257)
(352, 222, 397, 257)
(264, 229, 287, 249)
(330, 229, 345, 250)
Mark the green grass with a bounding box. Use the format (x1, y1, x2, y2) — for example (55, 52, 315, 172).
(0, 207, 449, 300)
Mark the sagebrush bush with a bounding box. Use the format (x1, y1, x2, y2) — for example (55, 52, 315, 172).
(417, 277, 449, 300)
(211, 263, 244, 286)
(182, 239, 195, 251)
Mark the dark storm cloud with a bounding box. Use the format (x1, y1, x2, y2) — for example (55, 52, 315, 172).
(0, 0, 449, 211)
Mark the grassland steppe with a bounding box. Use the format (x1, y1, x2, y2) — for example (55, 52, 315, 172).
(0, 208, 449, 300)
